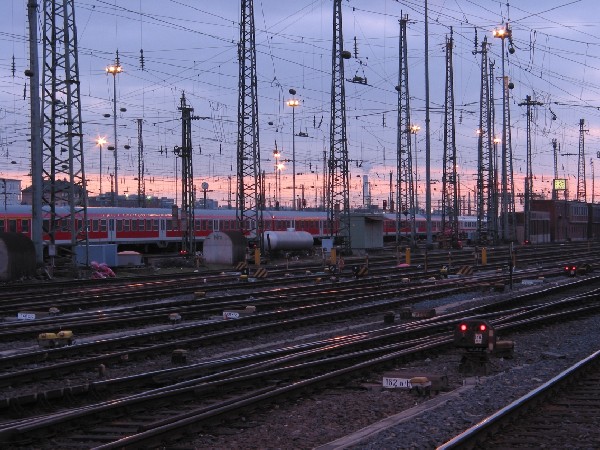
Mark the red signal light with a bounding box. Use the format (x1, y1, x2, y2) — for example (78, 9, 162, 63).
(479, 324, 487, 332)
(572, 266, 577, 271)
(565, 266, 570, 271)
(459, 323, 468, 332)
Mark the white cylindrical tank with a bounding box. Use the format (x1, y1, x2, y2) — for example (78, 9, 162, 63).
(263, 230, 314, 252)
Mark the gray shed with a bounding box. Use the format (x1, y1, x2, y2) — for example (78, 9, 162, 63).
(349, 214, 384, 251)
(203, 231, 247, 265)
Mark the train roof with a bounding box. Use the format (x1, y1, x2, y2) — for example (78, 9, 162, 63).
(0, 205, 329, 219)
(0, 205, 482, 221)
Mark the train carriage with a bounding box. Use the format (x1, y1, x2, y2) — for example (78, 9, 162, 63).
(1, 205, 485, 252)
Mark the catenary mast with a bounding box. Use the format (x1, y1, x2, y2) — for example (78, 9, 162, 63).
(328, 0, 351, 254)
(577, 119, 587, 202)
(137, 119, 146, 207)
(27, 1, 43, 265)
(475, 35, 493, 244)
(175, 93, 196, 256)
(395, 14, 415, 245)
(236, 0, 263, 249)
(41, 0, 88, 266)
(440, 30, 459, 247)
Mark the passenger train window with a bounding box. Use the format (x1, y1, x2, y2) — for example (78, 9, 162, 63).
(146, 220, 152, 231)
(0, 219, 4, 232)
(116, 220, 123, 232)
(139, 220, 145, 231)
(8, 219, 16, 232)
(131, 220, 138, 231)
(166, 220, 173, 231)
(21, 220, 29, 232)
(100, 219, 107, 232)
(155, 220, 160, 231)
(92, 220, 99, 232)
(123, 220, 130, 232)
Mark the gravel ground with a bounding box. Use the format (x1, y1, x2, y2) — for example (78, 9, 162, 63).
(180, 281, 600, 450)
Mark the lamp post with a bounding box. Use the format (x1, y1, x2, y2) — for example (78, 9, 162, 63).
(106, 51, 122, 207)
(287, 89, 299, 210)
(493, 24, 512, 242)
(410, 124, 420, 212)
(96, 137, 107, 204)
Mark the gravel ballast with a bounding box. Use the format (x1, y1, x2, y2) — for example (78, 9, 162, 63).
(184, 283, 600, 449)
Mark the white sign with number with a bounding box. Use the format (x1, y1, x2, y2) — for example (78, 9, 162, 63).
(17, 312, 36, 320)
(223, 311, 240, 319)
(382, 377, 412, 389)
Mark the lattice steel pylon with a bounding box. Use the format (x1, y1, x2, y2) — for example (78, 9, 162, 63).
(489, 60, 499, 242)
(137, 118, 146, 207)
(237, 0, 263, 249)
(174, 92, 196, 256)
(440, 31, 459, 247)
(328, 0, 351, 254)
(501, 76, 517, 241)
(41, 0, 88, 265)
(395, 14, 415, 245)
(577, 119, 587, 202)
(518, 95, 543, 243)
(475, 36, 494, 244)
(552, 138, 559, 200)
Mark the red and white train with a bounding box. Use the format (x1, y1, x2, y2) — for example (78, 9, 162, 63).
(0, 205, 480, 252)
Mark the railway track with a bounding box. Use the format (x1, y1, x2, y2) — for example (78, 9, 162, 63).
(439, 349, 600, 449)
(0, 243, 598, 448)
(2, 277, 600, 448)
(0, 241, 592, 324)
(0, 266, 579, 389)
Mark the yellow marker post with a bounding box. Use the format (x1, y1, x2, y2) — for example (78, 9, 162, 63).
(481, 247, 487, 265)
(405, 247, 411, 265)
(330, 248, 337, 265)
(254, 248, 261, 266)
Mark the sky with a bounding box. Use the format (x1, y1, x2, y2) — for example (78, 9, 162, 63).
(1, 0, 600, 211)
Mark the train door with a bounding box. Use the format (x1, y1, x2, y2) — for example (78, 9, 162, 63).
(108, 218, 116, 241)
(157, 218, 166, 240)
